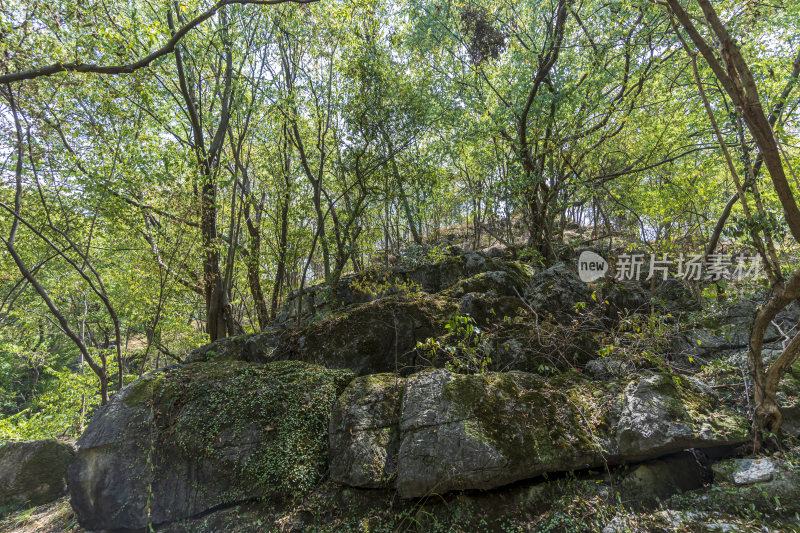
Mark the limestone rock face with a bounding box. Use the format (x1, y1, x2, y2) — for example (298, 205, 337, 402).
(68, 361, 353, 531)
(330, 368, 749, 498)
(713, 458, 775, 485)
(524, 262, 592, 318)
(443, 266, 535, 300)
(274, 294, 458, 376)
(0, 439, 75, 507)
(329, 374, 405, 488)
(277, 250, 524, 323)
(186, 257, 535, 375)
(186, 329, 282, 364)
(614, 374, 744, 461)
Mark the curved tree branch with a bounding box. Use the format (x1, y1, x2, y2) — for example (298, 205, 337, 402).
(0, 0, 318, 84)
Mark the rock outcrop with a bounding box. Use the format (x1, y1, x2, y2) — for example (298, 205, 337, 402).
(524, 262, 592, 318)
(330, 368, 749, 498)
(0, 439, 75, 507)
(187, 252, 537, 374)
(61, 249, 794, 531)
(328, 373, 404, 488)
(68, 360, 353, 531)
(275, 294, 458, 375)
(187, 328, 282, 364)
(277, 250, 531, 323)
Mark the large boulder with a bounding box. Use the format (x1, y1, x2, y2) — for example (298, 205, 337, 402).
(186, 328, 282, 364)
(456, 293, 527, 326)
(330, 368, 749, 498)
(276, 255, 469, 323)
(277, 251, 530, 323)
(524, 262, 593, 318)
(68, 360, 354, 531)
(597, 279, 650, 320)
(329, 374, 404, 488)
(442, 263, 535, 300)
(614, 374, 744, 460)
(649, 278, 700, 316)
(0, 439, 75, 507)
(274, 294, 458, 375)
(189, 258, 534, 373)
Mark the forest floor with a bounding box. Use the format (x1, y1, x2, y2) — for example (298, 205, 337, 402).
(0, 498, 81, 533)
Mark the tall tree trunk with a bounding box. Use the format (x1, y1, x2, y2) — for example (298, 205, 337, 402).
(244, 204, 269, 330)
(171, 6, 234, 341)
(668, 0, 800, 446)
(270, 145, 292, 320)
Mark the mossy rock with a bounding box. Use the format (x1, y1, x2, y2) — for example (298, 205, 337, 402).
(0, 439, 75, 508)
(331, 368, 749, 498)
(329, 373, 405, 488)
(275, 293, 458, 375)
(68, 360, 354, 531)
(523, 262, 593, 319)
(186, 329, 282, 364)
(441, 261, 535, 299)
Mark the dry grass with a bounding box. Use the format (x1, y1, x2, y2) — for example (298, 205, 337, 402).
(0, 497, 82, 533)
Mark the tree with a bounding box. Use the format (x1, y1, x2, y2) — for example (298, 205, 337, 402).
(666, 0, 800, 446)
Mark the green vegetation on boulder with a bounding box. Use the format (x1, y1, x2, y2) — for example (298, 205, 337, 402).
(275, 293, 458, 375)
(68, 360, 354, 531)
(330, 368, 749, 498)
(0, 439, 75, 508)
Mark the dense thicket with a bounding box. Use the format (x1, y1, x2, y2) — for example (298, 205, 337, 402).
(0, 0, 798, 442)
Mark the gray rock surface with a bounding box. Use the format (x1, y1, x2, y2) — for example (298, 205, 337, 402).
(277, 250, 525, 323)
(524, 262, 592, 318)
(68, 361, 353, 531)
(274, 294, 458, 375)
(713, 458, 775, 485)
(329, 374, 405, 488)
(615, 374, 742, 461)
(0, 439, 75, 507)
(331, 368, 749, 498)
(186, 328, 282, 363)
(690, 456, 800, 516)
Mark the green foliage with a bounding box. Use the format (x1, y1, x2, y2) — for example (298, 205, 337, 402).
(417, 314, 492, 374)
(517, 248, 545, 268)
(348, 267, 422, 298)
(595, 312, 674, 369)
(400, 242, 453, 268)
(143, 361, 354, 500)
(0, 363, 135, 442)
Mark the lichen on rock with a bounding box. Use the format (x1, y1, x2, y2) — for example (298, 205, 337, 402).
(330, 367, 749, 498)
(68, 360, 354, 531)
(329, 373, 405, 488)
(0, 439, 75, 508)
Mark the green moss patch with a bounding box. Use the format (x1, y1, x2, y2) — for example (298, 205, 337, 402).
(134, 361, 354, 500)
(443, 371, 610, 467)
(277, 293, 458, 375)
